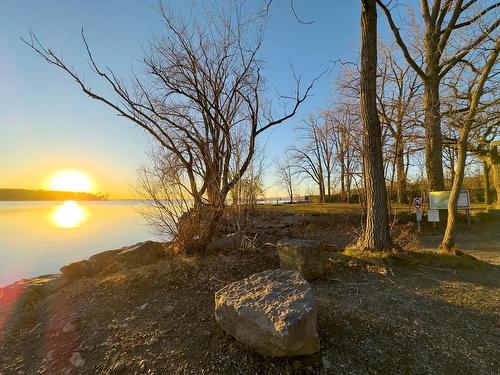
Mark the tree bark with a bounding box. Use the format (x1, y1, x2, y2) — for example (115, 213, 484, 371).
(491, 152, 500, 208)
(359, 0, 392, 251)
(395, 132, 406, 204)
(340, 164, 346, 201)
(448, 146, 455, 188)
(482, 160, 491, 205)
(423, 77, 445, 191)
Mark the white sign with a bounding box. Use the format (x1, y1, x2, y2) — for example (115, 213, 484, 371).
(458, 191, 470, 208)
(416, 211, 423, 222)
(428, 209, 440, 222)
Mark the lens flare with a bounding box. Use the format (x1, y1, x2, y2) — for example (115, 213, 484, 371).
(51, 201, 87, 228)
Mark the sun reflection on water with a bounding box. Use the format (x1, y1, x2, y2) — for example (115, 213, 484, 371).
(51, 201, 87, 228)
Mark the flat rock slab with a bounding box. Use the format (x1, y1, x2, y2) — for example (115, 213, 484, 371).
(60, 241, 165, 281)
(277, 239, 325, 280)
(215, 269, 320, 357)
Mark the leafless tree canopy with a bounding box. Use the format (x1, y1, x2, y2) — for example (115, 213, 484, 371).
(377, 0, 500, 191)
(24, 5, 315, 252)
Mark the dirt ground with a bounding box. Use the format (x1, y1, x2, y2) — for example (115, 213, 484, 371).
(0, 210, 499, 374)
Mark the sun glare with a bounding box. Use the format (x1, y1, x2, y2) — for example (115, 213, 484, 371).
(51, 201, 87, 228)
(49, 170, 93, 193)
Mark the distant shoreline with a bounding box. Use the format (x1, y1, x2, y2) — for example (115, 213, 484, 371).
(0, 188, 109, 201)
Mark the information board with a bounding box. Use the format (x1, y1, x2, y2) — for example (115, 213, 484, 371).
(429, 190, 470, 210)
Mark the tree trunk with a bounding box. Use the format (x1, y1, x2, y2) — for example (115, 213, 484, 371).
(318, 178, 325, 203)
(346, 172, 351, 203)
(493, 161, 500, 208)
(423, 77, 445, 191)
(396, 154, 406, 204)
(483, 160, 491, 205)
(389, 151, 396, 200)
(489, 142, 500, 207)
(327, 173, 332, 198)
(359, 0, 392, 251)
(395, 134, 406, 204)
(440, 143, 465, 252)
(340, 164, 346, 201)
(449, 147, 455, 189)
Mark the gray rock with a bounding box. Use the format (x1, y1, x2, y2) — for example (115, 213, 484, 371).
(115, 241, 165, 267)
(206, 232, 244, 254)
(70, 352, 85, 367)
(277, 239, 325, 280)
(60, 259, 98, 280)
(281, 215, 302, 226)
(322, 356, 332, 369)
(214, 269, 320, 357)
(62, 322, 76, 333)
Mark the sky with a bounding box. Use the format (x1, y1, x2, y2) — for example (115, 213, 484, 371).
(0, 0, 394, 199)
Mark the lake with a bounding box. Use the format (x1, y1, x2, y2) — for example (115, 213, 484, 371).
(0, 201, 160, 287)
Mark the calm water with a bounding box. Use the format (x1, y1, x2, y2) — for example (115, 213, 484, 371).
(0, 201, 160, 287)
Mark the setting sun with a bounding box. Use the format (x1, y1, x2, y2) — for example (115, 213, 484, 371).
(48, 170, 93, 193)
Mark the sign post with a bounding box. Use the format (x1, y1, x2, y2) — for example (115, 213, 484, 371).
(413, 197, 423, 232)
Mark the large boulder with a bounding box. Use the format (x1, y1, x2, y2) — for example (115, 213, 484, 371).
(61, 241, 165, 281)
(214, 269, 320, 357)
(206, 232, 244, 254)
(114, 241, 165, 267)
(277, 239, 325, 280)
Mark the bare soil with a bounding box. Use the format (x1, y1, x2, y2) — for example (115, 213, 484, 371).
(1, 212, 499, 374)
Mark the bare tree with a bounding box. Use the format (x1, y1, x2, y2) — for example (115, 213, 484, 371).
(440, 38, 499, 252)
(326, 103, 363, 203)
(377, 0, 500, 191)
(291, 116, 328, 203)
(24, 6, 315, 252)
(276, 152, 296, 203)
(377, 44, 422, 204)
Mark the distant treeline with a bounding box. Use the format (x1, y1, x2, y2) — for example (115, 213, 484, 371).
(0, 189, 109, 201)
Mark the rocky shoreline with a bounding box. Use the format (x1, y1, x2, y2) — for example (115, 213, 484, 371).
(0, 211, 362, 313)
(0, 241, 168, 314)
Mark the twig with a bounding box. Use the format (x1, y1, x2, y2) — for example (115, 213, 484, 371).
(28, 322, 42, 334)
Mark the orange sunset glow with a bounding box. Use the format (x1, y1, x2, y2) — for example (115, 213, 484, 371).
(47, 170, 93, 193)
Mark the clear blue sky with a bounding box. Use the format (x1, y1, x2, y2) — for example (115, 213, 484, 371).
(0, 0, 394, 198)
